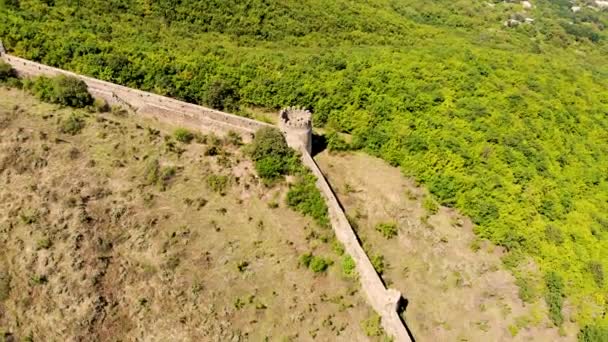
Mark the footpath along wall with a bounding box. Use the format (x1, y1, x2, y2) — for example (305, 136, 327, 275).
(0, 49, 412, 342)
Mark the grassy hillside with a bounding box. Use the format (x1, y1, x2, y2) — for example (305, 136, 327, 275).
(0, 86, 383, 340)
(1, 0, 607, 336)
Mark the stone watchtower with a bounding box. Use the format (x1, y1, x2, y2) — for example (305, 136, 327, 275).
(279, 106, 312, 155)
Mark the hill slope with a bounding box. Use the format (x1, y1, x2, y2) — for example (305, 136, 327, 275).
(1, 0, 607, 335)
(0, 87, 378, 340)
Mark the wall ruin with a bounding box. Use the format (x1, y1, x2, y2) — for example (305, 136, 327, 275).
(0, 54, 271, 141)
(0, 51, 412, 342)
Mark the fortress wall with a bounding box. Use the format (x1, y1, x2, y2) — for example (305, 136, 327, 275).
(299, 151, 412, 342)
(1, 54, 271, 140)
(1, 51, 411, 341)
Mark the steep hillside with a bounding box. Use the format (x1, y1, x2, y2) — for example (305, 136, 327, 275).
(1, 0, 607, 337)
(0, 87, 380, 341)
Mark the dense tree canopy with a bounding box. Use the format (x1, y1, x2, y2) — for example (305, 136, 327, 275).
(1, 0, 607, 335)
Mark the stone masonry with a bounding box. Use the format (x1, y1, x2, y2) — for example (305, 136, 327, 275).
(0, 47, 412, 342)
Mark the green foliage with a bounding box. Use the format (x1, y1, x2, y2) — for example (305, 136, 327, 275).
(300, 252, 332, 273)
(0, 60, 16, 82)
(588, 261, 604, 288)
(423, 197, 439, 215)
(341, 254, 356, 278)
(361, 314, 384, 337)
(371, 254, 385, 275)
(60, 114, 85, 135)
(515, 276, 537, 303)
(578, 325, 608, 342)
(2, 0, 608, 330)
(299, 252, 313, 268)
(143, 158, 161, 185)
(545, 271, 565, 326)
(375, 222, 398, 239)
(26, 76, 93, 108)
(310, 256, 331, 273)
(326, 131, 350, 152)
(286, 173, 329, 227)
(173, 128, 194, 143)
(249, 127, 296, 181)
(544, 225, 565, 245)
(35, 238, 51, 250)
(207, 174, 230, 195)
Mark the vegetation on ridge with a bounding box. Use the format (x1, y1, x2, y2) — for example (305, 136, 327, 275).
(1, 0, 608, 336)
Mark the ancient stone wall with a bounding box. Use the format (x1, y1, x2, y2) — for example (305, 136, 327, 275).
(299, 151, 412, 342)
(0, 51, 411, 341)
(0, 54, 272, 140)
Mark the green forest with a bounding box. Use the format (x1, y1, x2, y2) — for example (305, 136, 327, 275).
(1, 0, 607, 337)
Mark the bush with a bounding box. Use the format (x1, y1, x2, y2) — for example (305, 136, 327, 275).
(173, 128, 194, 143)
(310, 256, 331, 273)
(545, 271, 565, 326)
(0, 60, 16, 82)
(300, 253, 332, 273)
(588, 261, 604, 288)
(545, 225, 565, 245)
(361, 314, 384, 337)
(249, 127, 295, 181)
(207, 174, 230, 195)
(578, 325, 608, 342)
(326, 131, 350, 152)
(299, 252, 313, 268)
(286, 173, 329, 227)
(143, 158, 160, 185)
(60, 114, 85, 135)
(423, 196, 439, 214)
(28, 75, 93, 108)
(341, 255, 356, 278)
(371, 254, 385, 275)
(375, 222, 398, 239)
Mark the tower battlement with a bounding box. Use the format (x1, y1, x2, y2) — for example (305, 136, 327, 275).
(279, 106, 313, 154)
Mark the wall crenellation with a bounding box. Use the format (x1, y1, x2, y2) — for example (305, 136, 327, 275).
(279, 106, 313, 154)
(0, 45, 411, 342)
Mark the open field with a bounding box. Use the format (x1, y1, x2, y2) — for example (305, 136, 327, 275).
(0, 88, 380, 341)
(316, 151, 577, 341)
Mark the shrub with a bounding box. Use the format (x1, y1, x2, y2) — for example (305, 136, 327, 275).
(0, 60, 16, 82)
(36, 238, 52, 250)
(310, 256, 331, 273)
(143, 158, 160, 185)
(60, 114, 85, 135)
(341, 255, 356, 278)
(173, 128, 194, 143)
(516, 276, 537, 303)
(286, 173, 329, 227)
(326, 130, 350, 152)
(207, 174, 230, 195)
(371, 254, 385, 275)
(545, 271, 565, 326)
(588, 261, 604, 288)
(225, 130, 243, 146)
(375, 222, 398, 239)
(300, 253, 332, 273)
(578, 325, 608, 342)
(423, 196, 439, 214)
(545, 225, 565, 245)
(299, 252, 313, 268)
(250, 127, 295, 181)
(28, 75, 93, 108)
(361, 314, 384, 337)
